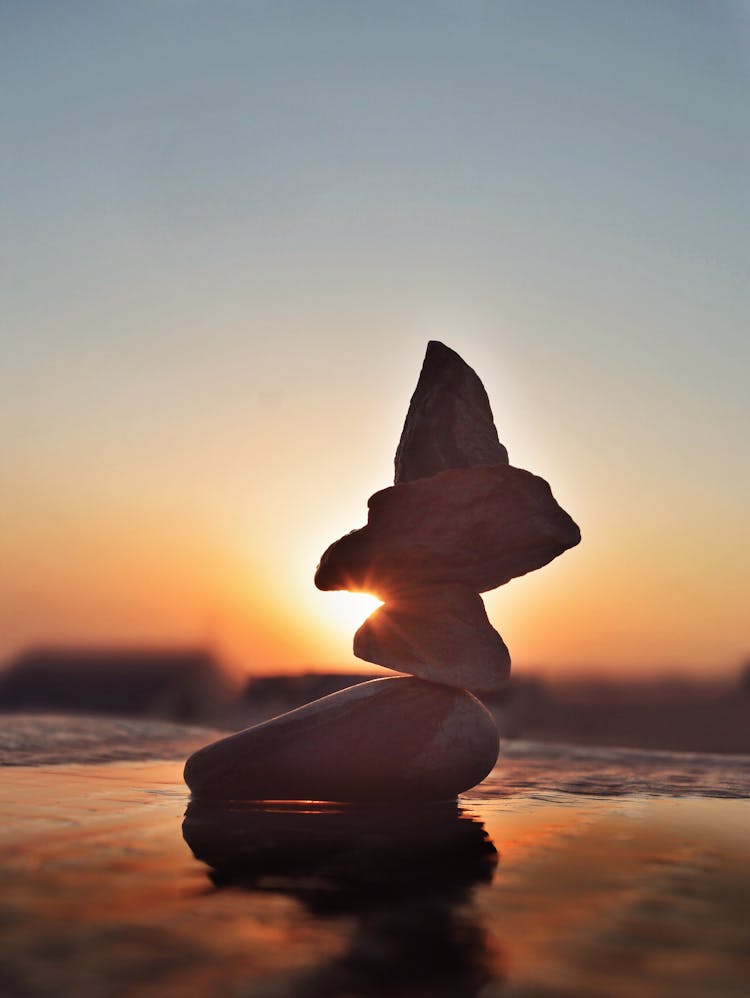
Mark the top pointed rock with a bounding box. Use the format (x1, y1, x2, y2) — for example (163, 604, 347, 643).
(394, 341, 509, 484)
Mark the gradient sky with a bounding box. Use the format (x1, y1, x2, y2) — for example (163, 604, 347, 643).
(2, 2, 748, 679)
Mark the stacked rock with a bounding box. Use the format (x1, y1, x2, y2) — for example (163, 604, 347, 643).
(184, 342, 580, 803)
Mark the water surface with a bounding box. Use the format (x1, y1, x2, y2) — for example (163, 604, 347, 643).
(1, 725, 749, 997)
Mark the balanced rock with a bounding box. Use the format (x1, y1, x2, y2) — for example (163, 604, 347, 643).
(354, 584, 510, 693)
(184, 676, 499, 803)
(395, 340, 509, 483)
(184, 341, 578, 805)
(315, 463, 580, 598)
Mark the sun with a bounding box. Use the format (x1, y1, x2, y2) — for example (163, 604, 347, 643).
(320, 591, 383, 634)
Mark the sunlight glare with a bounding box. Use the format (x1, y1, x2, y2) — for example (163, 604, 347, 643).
(320, 591, 383, 634)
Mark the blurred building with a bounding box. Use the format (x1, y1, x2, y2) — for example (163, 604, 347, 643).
(0, 647, 233, 723)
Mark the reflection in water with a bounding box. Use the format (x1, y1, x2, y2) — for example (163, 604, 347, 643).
(183, 801, 501, 996)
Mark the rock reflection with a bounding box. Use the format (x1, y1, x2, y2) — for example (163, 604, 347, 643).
(183, 801, 501, 996)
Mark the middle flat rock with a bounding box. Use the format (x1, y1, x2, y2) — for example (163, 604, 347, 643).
(315, 463, 581, 598)
(353, 583, 511, 693)
(184, 676, 499, 803)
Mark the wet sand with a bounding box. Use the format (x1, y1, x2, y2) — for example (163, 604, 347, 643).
(1, 718, 749, 997)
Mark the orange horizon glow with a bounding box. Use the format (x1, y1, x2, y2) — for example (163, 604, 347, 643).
(2, 458, 747, 683)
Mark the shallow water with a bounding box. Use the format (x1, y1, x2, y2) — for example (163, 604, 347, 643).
(1, 728, 749, 997)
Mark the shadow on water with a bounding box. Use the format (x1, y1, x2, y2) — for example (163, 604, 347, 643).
(183, 800, 502, 997)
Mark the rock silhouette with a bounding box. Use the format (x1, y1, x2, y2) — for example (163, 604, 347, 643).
(314, 464, 580, 597)
(185, 342, 580, 802)
(184, 677, 499, 802)
(395, 340, 509, 483)
(353, 583, 510, 693)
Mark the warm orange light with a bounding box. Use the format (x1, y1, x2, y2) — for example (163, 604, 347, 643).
(317, 591, 383, 635)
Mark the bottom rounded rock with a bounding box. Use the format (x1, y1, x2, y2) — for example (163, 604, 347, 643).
(184, 676, 499, 803)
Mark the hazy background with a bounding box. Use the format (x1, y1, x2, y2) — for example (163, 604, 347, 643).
(2, 1, 748, 681)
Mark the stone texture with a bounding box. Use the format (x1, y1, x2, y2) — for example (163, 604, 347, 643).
(394, 341, 509, 483)
(315, 464, 581, 598)
(354, 584, 510, 693)
(184, 676, 499, 803)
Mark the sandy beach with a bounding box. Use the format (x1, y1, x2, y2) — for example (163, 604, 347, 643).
(1, 716, 748, 998)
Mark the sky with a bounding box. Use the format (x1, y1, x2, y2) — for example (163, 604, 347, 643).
(2, 1, 748, 680)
